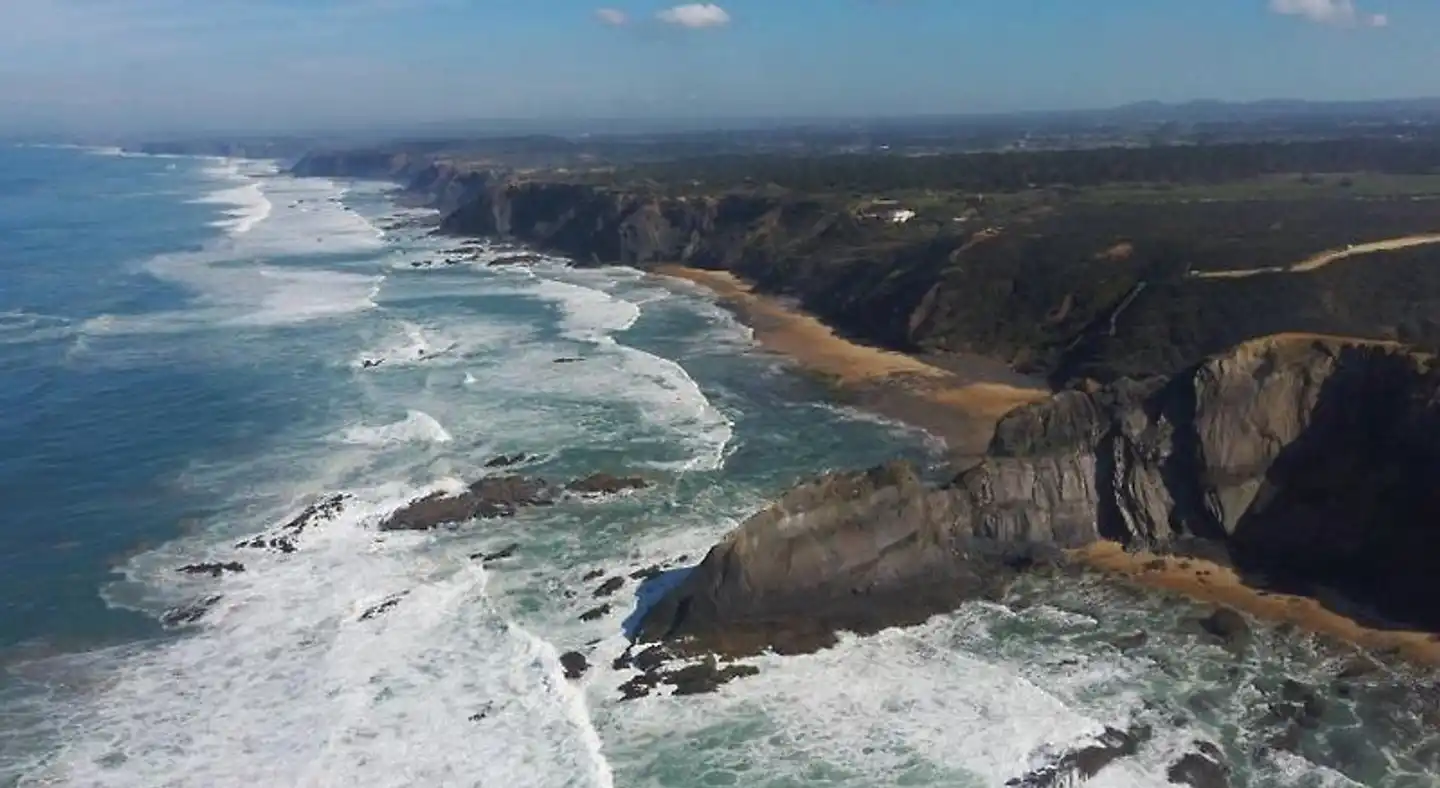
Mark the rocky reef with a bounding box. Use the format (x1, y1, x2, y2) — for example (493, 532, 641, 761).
(637, 335, 1440, 651)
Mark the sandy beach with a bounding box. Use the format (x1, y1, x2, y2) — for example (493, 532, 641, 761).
(1074, 542, 1440, 666)
(654, 265, 1048, 458)
(658, 263, 1440, 667)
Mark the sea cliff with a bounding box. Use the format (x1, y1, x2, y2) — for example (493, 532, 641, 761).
(637, 335, 1440, 658)
(402, 167, 1440, 386)
(288, 153, 1440, 661)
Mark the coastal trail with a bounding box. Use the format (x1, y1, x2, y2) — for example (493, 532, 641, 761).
(1191, 232, 1440, 279)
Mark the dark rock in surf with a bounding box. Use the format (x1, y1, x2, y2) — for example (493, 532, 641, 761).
(613, 648, 758, 702)
(1006, 725, 1152, 788)
(475, 543, 519, 563)
(380, 476, 551, 531)
(560, 651, 589, 680)
(632, 645, 672, 672)
(579, 604, 610, 622)
(618, 673, 659, 701)
(487, 253, 544, 267)
(582, 569, 605, 581)
(360, 592, 408, 621)
(667, 658, 759, 696)
(1167, 745, 1231, 788)
(1198, 608, 1251, 653)
(630, 564, 663, 581)
(553, 357, 584, 364)
(236, 494, 350, 553)
(161, 595, 222, 627)
(483, 453, 533, 469)
(566, 473, 648, 497)
(468, 704, 494, 723)
(1111, 631, 1148, 651)
(594, 576, 625, 598)
(177, 561, 246, 578)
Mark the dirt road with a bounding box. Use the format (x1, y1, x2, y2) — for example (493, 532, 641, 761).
(1191, 233, 1440, 280)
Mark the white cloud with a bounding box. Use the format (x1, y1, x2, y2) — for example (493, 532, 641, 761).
(594, 7, 628, 26)
(1269, 0, 1388, 27)
(656, 3, 730, 29)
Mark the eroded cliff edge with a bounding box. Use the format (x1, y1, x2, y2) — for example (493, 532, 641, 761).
(637, 335, 1440, 652)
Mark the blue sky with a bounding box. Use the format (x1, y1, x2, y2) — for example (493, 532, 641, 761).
(0, 0, 1432, 134)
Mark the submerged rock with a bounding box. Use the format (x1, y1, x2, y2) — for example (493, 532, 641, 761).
(359, 592, 408, 622)
(1167, 744, 1231, 788)
(475, 543, 519, 563)
(380, 476, 551, 531)
(1007, 725, 1152, 788)
(578, 604, 611, 622)
(1198, 608, 1251, 653)
(560, 651, 589, 680)
(236, 493, 349, 553)
(566, 473, 648, 496)
(594, 576, 625, 598)
(483, 453, 533, 469)
(380, 470, 649, 531)
(161, 595, 222, 627)
(177, 561, 246, 578)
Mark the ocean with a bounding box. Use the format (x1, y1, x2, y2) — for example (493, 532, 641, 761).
(0, 146, 1435, 788)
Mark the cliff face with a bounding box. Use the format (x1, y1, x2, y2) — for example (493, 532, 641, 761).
(431, 176, 1440, 385)
(289, 150, 424, 181)
(640, 336, 1440, 647)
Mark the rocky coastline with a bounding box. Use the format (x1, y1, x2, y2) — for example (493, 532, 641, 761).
(287, 151, 1440, 661)
(280, 151, 1440, 782)
(634, 334, 1440, 665)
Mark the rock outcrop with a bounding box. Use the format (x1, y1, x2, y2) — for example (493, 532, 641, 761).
(639, 336, 1440, 649)
(380, 471, 649, 531)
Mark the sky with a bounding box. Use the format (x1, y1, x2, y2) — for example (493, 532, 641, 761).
(0, 0, 1434, 135)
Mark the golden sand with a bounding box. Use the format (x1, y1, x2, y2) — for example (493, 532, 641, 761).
(653, 265, 1048, 446)
(654, 265, 948, 384)
(1073, 542, 1440, 666)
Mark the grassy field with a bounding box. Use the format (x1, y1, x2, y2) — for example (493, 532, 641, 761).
(1072, 172, 1440, 204)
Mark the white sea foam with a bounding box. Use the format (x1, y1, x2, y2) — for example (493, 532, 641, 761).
(527, 276, 642, 343)
(339, 410, 454, 447)
(350, 318, 530, 371)
(0, 310, 75, 346)
(507, 272, 732, 470)
(19, 486, 613, 788)
(589, 609, 1164, 788)
(191, 160, 275, 236)
(73, 169, 386, 344)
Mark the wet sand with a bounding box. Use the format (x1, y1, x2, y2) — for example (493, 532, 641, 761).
(1074, 542, 1440, 667)
(654, 265, 1048, 458)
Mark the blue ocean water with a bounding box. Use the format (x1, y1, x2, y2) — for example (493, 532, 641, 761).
(0, 146, 1434, 788)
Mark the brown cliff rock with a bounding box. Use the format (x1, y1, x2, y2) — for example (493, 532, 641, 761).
(639, 335, 1440, 651)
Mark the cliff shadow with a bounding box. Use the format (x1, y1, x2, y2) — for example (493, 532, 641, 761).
(621, 566, 695, 642)
(1224, 345, 1440, 632)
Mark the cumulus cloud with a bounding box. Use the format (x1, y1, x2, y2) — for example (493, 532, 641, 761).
(594, 8, 628, 26)
(656, 3, 730, 29)
(1269, 0, 1388, 28)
